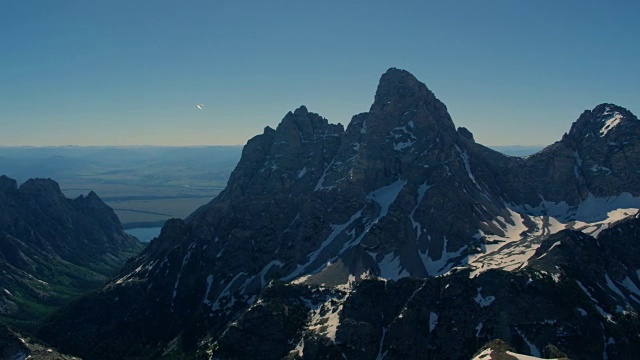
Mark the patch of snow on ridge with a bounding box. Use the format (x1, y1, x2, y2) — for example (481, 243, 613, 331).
(394, 139, 415, 151)
(378, 252, 410, 280)
(314, 159, 336, 191)
(515, 327, 541, 357)
(474, 287, 495, 307)
(572, 207, 638, 238)
(591, 164, 612, 175)
(291, 180, 408, 281)
(468, 208, 530, 265)
(282, 209, 364, 281)
(475, 322, 483, 337)
(259, 260, 284, 287)
(390, 125, 417, 151)
(455, 145, 481, 189)
(470, 193, 640, 277)
(171, 242, 196, 308)
(513, 192, 640, 223)
(576, 280, 613, 321)
(600, 111, 624, 137)
(297, 167, 308, 179)
(429, 312, 438, 332)
(419, 236, 468, 276)
(366, 179, 407, 218)
(306, 291, 348, 341)
(360, 120, 368, 134)
(410, 182, 433, 241)
(573, 151, 583, 180)
(621, 276, 640, 300)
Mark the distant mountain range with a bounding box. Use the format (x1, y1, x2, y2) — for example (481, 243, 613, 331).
(0, 144, 541, 186)
(0, 146, 242, 178)
(30, 69, 640, 359)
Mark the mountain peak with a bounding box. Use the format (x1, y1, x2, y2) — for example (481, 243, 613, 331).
(568, 103, 638, 140)
(18, 178, 65, 197)
(293, 105, 309, 116)
(0, 175, 18, 192)
(373, 68, 425, 107)
(370, 67, 450, 123)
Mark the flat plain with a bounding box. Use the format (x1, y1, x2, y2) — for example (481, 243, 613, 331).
(0, 146, 241, 228)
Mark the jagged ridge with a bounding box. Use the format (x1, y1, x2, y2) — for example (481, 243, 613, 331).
(0, 175, 143, 329)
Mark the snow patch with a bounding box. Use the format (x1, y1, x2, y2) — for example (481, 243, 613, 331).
(605, 274, 626, 302)
(360, 120, 368, 134)
(429, 311, 438, 332)
(297, 167, 308, 179)
(282, 209, 364, 281)
(409, 182, 433, 242)
(576, 280, 613, 321)
(621, 276, 640, 302)
(591, 164, 612, 175)
(211, 272, 249, 311)
(203, 275, 214, 305)
(366, 180, 407, 218)
(515, 327, 541, 357)
(472, 193, 640, 276)
(307, 292, 347, 341)
(390, 125, 417, 151)
(456, 145, 482, 190)
(259, 260, 284, 287)
(171, 242, 196, 309)
(599, 111, 624, 137)
(473, 287, 495, 307)
(378, 252, 410, 280)
(420, 236, 468, 276)
(577, 307, 588, 316)
(314, 159, 337, 191)
(475, 322, 483, 337)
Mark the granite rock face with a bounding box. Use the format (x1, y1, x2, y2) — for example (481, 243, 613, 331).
(37, 69, 640, 359)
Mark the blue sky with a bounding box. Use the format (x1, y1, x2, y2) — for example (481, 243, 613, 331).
(1, 1, 639, 146)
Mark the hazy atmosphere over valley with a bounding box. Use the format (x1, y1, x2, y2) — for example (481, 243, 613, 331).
(1, 1, 640, 360)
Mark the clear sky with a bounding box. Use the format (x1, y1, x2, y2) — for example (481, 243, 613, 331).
(1, 1, 639, 147)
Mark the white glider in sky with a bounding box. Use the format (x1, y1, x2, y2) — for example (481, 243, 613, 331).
(195, 103, 204, 110)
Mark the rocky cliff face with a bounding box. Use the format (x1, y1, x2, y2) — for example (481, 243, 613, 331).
(0, 176, 143, 329)
(38, 69, 640, 359)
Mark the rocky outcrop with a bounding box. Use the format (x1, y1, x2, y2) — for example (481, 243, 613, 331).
(0, 325, 81, 360)
(37, 69, 640, 359)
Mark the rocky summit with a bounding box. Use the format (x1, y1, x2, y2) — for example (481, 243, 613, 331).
(0, 176, 143, 330)
(38, 69, 640, 359)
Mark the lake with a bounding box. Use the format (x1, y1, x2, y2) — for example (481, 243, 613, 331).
(125, 227, 162, 242)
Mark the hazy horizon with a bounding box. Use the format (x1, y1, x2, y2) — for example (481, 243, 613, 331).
(3, 1, 639, 147)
